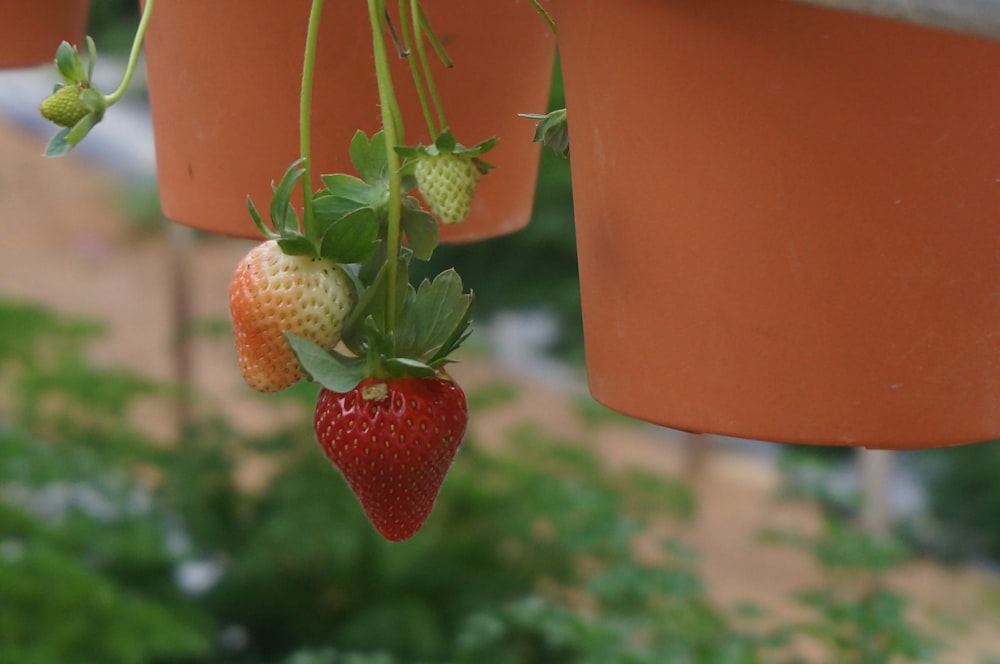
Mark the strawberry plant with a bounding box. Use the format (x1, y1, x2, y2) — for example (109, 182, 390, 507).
(37, 0, 555, 541)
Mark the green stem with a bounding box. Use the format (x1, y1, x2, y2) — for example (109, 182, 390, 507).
(299, 0, 326, 241)
(368, 0, 405, 331)
(410, 0, 447, 133)
(103, 0, 155, 105)
(527, 0, 557, 35)
(398, 0, 437, 137)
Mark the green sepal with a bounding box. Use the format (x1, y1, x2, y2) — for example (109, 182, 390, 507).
(44, 110, 100, 157)
(269, 160, 306, 237)
(396, 128, 497, 160)
(79, 87, 105, 114)
(275, 235, 315, 257)
(521, 108, 569, 158)
(55, 41, 87, 85)
(285, 333, 366, 393)
(85, 36, 98, 82)
(247, 196, 280, 240)
(318, 207, 380, 264)
(43, 127, 73, 157)
(320, 173, 388, 208)
(383, 357, 436, 378)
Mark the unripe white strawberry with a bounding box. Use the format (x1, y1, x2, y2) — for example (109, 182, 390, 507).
(415, 153, 481, 225)
(229, 240, 356, 393)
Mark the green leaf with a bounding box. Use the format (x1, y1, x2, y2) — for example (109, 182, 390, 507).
(312, 192, 366, 226)
(285, 333, 365, 393)
(396, 269, 473, 362)
(318, 207, 379, 264)
(522, 108, 569, 158)
(320, 173, 376, 204)
(349, 130, 388, 184)
(400, 201, 438, 261)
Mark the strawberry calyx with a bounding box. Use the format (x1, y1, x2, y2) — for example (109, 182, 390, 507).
(396, 128, 497, 175)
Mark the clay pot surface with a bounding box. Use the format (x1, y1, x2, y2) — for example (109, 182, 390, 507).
(1, 0, 90, 69)
(143, 0, 554, 242)
(555, 0, 1000, 448)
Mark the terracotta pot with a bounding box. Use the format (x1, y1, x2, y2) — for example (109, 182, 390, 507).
(554, 0, 1000, 449)
(142, 0, 554, 243)
(0, 0, 90, 69)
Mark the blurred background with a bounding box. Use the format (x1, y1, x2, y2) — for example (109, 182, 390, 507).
(2, 2, 1000, 662)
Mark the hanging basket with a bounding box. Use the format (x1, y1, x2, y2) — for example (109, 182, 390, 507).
(554, 0, 1000, 449)
(0, 0, 90, 69)
(142, 0, 555, 243)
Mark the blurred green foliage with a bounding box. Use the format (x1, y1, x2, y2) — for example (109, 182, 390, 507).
(0, 298, 960, 663)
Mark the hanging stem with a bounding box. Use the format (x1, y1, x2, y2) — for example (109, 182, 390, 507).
(527, 0, 557, 35)
(299, 0, 326, 241)
(410, 0, 447, 133)
(103, 0, 155, 104)
(368, 0, 405, 330)
(397, 0, 437, 137)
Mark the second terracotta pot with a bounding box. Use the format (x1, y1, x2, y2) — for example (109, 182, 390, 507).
(555, 0, 1000, 449)
(143, 1, 555, 243)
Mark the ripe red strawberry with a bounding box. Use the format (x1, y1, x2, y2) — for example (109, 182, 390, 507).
(415, 152, 482, 225)
(314, 374, 468, 542)
(229, 240, 355, 393)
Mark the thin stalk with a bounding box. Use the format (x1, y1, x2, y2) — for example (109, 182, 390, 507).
(528, 0, 557, 35)
(410, 0, 446, 133)
(368, 0, 405, 331)
(416, 3, 453, 67)
(299, 0, 326, 241)
(397, 0, 438, 137)
(103, 0, 155, 104)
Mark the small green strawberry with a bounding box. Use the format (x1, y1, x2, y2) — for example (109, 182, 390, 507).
(229, 239, 356, 393)
(415, 152, 482, 225)
(39, 84, 88, 128)
(397, 129, 496, 225)
(314, 373, 468, 542)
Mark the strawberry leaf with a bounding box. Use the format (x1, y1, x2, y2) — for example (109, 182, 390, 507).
(313, 192, 366, 225)
(522, 108, 569, 158)
(247, 196, 281, 240)
(395, 269, 473, 363)
(318, 207, 380, 264)
(349, 130, 388, 184)
(320, 174, 377, 204)
(285, 333, 366, 393)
